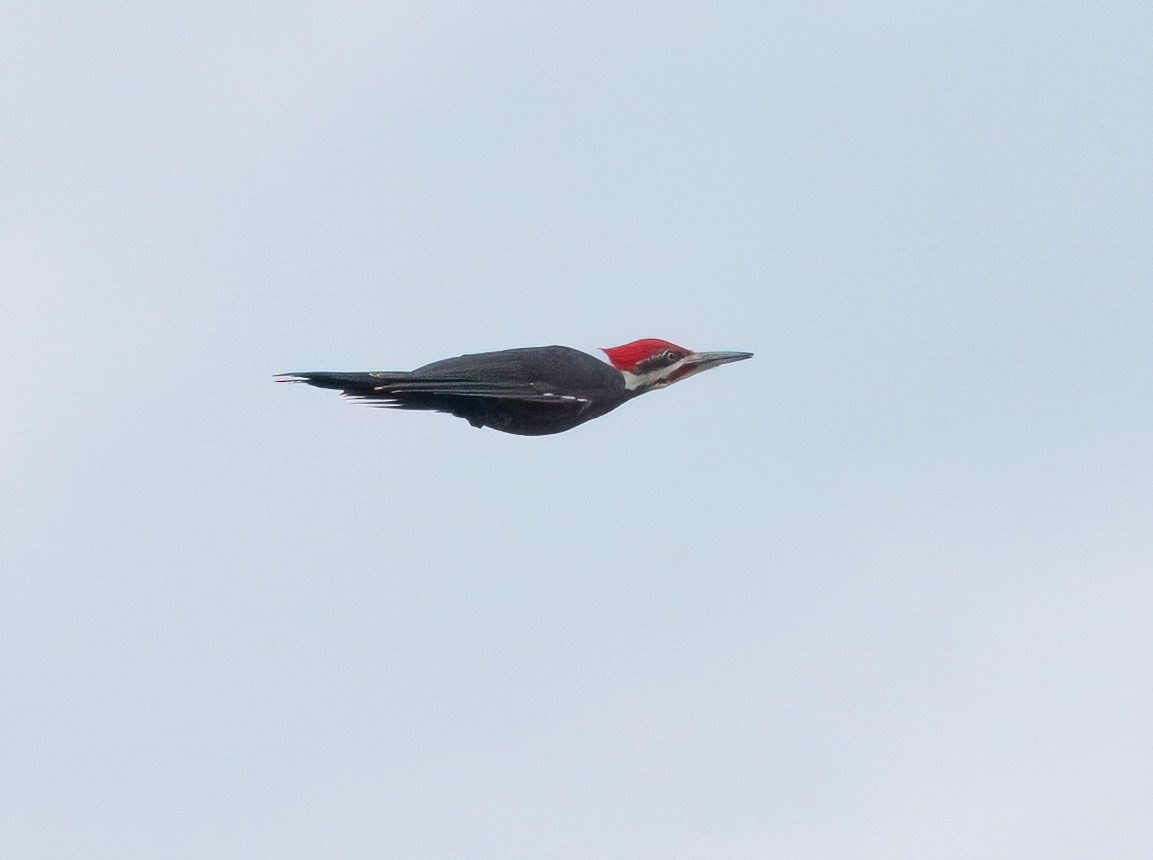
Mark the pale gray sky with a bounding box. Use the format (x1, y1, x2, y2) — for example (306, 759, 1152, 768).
(2, 3, 1152, 858)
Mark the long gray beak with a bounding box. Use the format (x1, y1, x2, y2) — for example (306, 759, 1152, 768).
(675, 350, 753, 381)
(684, 350, 754, 370)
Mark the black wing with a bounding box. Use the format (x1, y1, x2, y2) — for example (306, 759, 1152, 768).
(410, 345, 623, 393)
(276, 346, 626, 435)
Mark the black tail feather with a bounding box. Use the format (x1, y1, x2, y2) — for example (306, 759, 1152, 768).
(274, 371, 408, 394)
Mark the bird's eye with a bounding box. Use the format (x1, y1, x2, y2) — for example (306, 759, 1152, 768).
(664, 350, 680, 362)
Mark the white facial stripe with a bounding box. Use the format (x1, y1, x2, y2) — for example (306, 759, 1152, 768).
(621, 370, 645, 391)
(621, 357, 691, 391)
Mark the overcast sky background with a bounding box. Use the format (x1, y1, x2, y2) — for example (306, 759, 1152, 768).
(2, 3, 1152, 857)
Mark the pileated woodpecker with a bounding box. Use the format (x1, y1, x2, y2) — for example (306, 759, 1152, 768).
(278, 338, 752, 436)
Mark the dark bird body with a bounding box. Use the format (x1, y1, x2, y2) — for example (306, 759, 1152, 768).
(279, 339, 752, 436)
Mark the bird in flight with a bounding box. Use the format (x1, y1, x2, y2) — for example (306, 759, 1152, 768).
(277, 338, 752, 436)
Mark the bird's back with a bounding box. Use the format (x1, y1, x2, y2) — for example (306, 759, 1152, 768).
(412, 345, 624, 397)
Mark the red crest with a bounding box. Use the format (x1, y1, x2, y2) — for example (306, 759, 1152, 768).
(601, 339, 689, 371)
